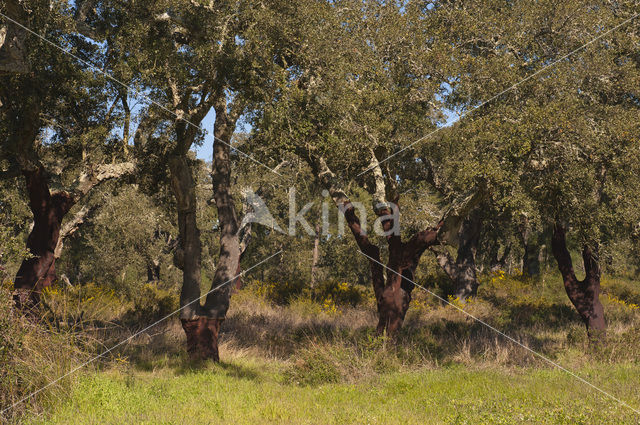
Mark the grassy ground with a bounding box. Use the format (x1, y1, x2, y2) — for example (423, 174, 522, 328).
(7, 272, 640, 424)
(29, 359, 640, 424)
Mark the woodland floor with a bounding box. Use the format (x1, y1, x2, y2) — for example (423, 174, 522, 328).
(28, 359, 640, 425)
(14, 273, 640, 424)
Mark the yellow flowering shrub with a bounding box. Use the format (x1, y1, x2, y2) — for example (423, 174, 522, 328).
(605, 293, 640, 311)
(312, 280, 365, 307)
(248, 279, 306, 304)
(321, 295, 338, 314)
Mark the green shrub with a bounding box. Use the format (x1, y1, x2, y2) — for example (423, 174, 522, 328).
(42, 282, 129, 325)
(123, 282, 179, 325)
(246, 279, 306, 305)
(311, 280, 365, 307)
(285, 346, 344, 386)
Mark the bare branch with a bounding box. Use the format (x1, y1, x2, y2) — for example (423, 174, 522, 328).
(53, 204, 93, 258)
(67, 162, 135, 202)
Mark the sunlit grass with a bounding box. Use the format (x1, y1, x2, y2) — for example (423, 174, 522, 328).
(30, 358, 640, 425)
(9, 271, 640, 424)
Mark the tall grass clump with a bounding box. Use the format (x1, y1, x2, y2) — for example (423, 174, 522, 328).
(0, 284, 88, 424)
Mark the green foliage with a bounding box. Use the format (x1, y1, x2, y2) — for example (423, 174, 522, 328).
(124, 283, 179, 325)
(243, 278, 366, 308)
(0, 177, 31, 277)
(428, 0, 640, 253)
(246, 279, 306, 305)
(2, 268, 638, 423)
(42, 280, 179, 329)
(26, 357, 640, 424)
(2, 1, 640, 422)
(311, 280, 365, 307)
(60, 186, 176, 288)
(286, 346, 344, 386)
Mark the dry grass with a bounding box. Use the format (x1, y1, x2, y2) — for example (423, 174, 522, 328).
(3, 272, 640, 423)
(0, 286, 89, 424)
(114, 272, 640, 387)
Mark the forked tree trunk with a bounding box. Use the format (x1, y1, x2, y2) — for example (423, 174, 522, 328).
(375, 223, 440, 334)
(176, 105, 241, 361)
(301, 148, 479, 335)
(13, 167, 74, 311)
(551, 224, 606, 341)
(199, 110, 241, 360)
(11, 159, 134, 314)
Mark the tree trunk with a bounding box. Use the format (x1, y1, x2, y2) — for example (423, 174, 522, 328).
(376, 228, 439, 334)
(300, 148, 458, 336)
(522, 238, 541, 277)
(433, 209, 481, 301)
(175, 105, 241, 361)
(0, 0, 30, 74)
(13, 167, 74, 311)
(310, 223, 320, 289)
(147, 260, 160, 282)
(167, 153, 213, 359)
(53, 205, 91, 260)
(11, 158, 134, 314)
(488, 243, 510, 272)
(452, 210, 481, 300)
(519, 217, 541, 277)
(200, 110, 241, 355)
(551, 224, 606, 341)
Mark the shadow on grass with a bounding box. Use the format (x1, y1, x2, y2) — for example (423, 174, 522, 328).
(110, 285, 598, 377)
(170, 360, 264, 382)
(481, 293, 580, 330)
(220, 310, 369, 358)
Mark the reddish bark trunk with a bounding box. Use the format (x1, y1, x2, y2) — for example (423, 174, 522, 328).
(13, 167, 74, 312)
(301, 148, 447, 335)
(181, 317, 222, 361)
(551, 224, 606, 341)
(379, 225, 440, 334)
(175, 104, 241, 362)
(342, 203, 440, 335)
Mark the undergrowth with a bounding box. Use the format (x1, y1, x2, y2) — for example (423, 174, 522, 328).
(2, 271, 639, 423)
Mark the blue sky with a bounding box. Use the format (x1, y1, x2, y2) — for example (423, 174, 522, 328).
(194, 108, 217, 160)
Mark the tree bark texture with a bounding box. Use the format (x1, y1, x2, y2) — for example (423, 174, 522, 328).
(13, 167, 73, 311)
(168, 153, 202, 321)
(176, 103, 241, 361)
(12, 160, 134, 313)
(0, 1, 29, 74)
(434, 208, 482, 301)
(300, 147, 480, 335)
(551, 224, 606, 341)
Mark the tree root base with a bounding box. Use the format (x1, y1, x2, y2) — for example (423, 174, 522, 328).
(181, 317, 222, 361)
